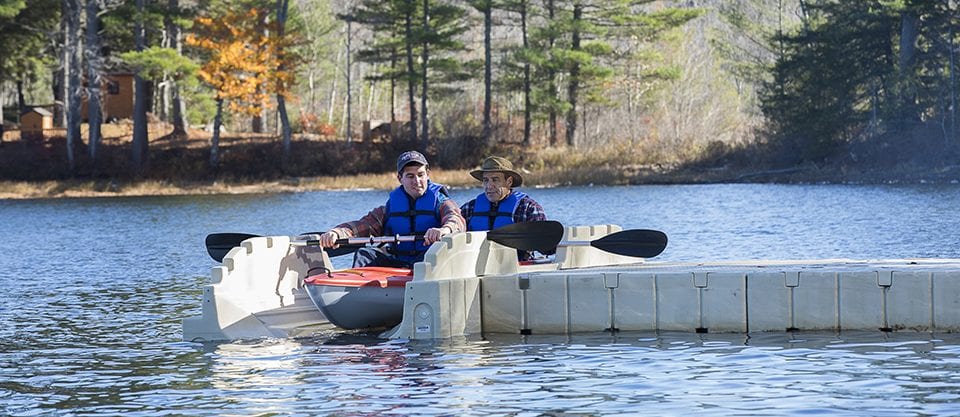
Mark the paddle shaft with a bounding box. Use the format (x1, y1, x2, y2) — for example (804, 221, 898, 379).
(297, 221, 563, 251)
(299, 235, 423, 247)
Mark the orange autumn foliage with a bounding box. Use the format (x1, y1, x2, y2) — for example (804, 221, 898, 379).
(186, 7, 299, 117)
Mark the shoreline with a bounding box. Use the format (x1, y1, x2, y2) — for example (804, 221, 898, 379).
(4, 164, 960, 200)
(0, 169, 483, 200)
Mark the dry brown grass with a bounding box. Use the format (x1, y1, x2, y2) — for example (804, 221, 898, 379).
(0, 168, 484, 199)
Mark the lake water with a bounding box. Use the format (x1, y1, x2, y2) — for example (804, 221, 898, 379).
(3, 184, 960, 415)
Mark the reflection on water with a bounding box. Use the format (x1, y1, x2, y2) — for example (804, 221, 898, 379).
(4, 184, 960, 415)
(130, 331, 960, 416)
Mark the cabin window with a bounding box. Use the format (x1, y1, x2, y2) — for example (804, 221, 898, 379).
(107, 81, 120, 95)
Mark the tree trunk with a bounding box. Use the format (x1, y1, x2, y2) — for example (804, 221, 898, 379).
(346, 17, 353, 142)
(482, 1, 492, 144)
(85, 0, 103, 162)
(276, 0, 292, 165)
(419, 0, 429, 147)
(132, 0, 149, 175)
(17, 80, 26, 114)
(951, 23, 957, 142)
(308, 70, 316, 116)
(390, 47, 397, 125)
(327, 44, 341, 125)
(167, 0, 187, 137)
(899, 12, 918, 72)
(65, 0, 82, 172)
(405, 0, 418, 143)
(565, 3, 582, 148)
(252, 100, 263, 133)
(0, 70, 4, 142)
(899, 11, 920, 122)
(546, 0, 557, 146)
(366, 75, 376, 121)
(210, 98, 223, 169)
(252, 11, 268, 135)
(521, 0, 530, 146)
(54, 2, 67, 129)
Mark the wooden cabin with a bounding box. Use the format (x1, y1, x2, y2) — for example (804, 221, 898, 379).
(81, 73, 143, 121)
(21, 107, 53, 140)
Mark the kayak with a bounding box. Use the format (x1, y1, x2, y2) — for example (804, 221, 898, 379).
(303, 267, 414, 330)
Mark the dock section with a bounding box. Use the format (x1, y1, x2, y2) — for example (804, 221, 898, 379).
(477, 259, 960, 336)
(389, 225, 960, 339)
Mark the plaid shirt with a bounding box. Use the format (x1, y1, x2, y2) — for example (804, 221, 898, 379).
(331, 193, 465, 239)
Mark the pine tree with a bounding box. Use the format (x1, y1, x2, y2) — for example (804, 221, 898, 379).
(349, 0, 468, 147)
(521, 0, 699, 147)
(761, 2, 898, 161)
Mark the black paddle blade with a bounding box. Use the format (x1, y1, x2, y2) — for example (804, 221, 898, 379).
(486, 220, 564, 252)
(206, 232, 359, 262)
(591, 229, 668, 258)
(205, 233, 259, 262)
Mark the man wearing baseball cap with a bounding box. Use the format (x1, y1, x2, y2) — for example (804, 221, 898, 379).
(317, 150, 465, 267)
(460, 156, 550, 260)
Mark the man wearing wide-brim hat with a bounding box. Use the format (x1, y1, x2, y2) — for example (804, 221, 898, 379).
(460, 156, 551, 260)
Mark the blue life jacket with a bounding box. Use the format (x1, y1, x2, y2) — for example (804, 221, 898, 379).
(384, 182, 446, 263)
(467, 190, 527, 231)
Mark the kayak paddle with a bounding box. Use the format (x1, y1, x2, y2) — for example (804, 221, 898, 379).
(557, 229, 668, 258)
(204, 221, 565, 263)
(295, 221, 565, 254)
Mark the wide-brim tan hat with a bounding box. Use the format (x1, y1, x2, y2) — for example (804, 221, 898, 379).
(470, 156, 523, 187)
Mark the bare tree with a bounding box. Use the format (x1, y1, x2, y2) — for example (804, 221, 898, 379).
(166, 0, 187, 137)
(520, 0, 531, 146)
(131, 0, 149, 175)
(565, 2, 581, 148)
(468, 0, 494, 143)
(404, 0, 419, 143)
(85, 0, 104, 162)
(65, 0, 82, 172)
(419, 0, 429, 146)
(277, 0, 293, 164)
(346, 13, 353, 142)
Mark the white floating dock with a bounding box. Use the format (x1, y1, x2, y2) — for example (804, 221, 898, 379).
(183, 226, 960, 342)
(471, 258, 960, 336)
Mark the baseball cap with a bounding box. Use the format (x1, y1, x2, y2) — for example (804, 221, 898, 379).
(396, 150, 429, 172)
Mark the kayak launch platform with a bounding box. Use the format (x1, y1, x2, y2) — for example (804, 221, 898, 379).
(183, 225, 960, 342)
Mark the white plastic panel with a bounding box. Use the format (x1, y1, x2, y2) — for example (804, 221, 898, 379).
(701, 273, 748, 333)
(524, 272, 572, 333)
(565, 273, 611, 332)
(933, 271, 960, 331)
(612, 272, 657, 331)
(655, 273, 700, 331)
(885, 271, 932, 331)
(479, 275, 524, 333)
(839, 272, 884, 330)
(745, 272, 791, 332)
(792, 272, 839, 331)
